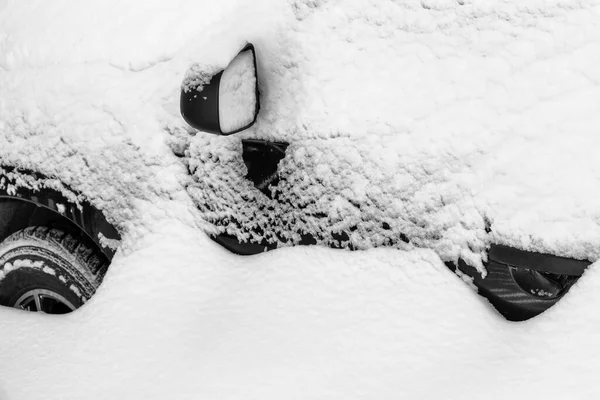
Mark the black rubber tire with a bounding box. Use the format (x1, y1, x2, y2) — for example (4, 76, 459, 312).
(0, 226, 108, 312)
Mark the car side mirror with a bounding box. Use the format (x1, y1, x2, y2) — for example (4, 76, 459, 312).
(180, 43, 260, 135)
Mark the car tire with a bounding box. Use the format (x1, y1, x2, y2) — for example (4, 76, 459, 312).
(0, 226, 108, 314)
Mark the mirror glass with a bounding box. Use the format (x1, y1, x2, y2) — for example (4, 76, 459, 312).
(218, 48, 258, 134)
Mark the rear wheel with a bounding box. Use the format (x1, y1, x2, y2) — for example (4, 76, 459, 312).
(0, 226, 108, 314)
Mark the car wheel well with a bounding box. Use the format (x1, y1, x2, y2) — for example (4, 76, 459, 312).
(0, 198, 109, 261)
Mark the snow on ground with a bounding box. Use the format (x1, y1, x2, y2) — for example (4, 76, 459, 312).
(0, 215, 599, 400)
(1, 0, 600, 399)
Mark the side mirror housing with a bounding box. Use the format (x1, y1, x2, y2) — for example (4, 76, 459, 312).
(180, 43, 260, 135)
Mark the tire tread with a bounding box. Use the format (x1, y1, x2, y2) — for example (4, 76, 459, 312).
(1, 226, 108, 277)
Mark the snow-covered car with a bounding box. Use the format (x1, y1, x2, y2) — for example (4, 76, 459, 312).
(179, 2, 600, 321)
(5, 1, 600, 398)
(1, 0, 598, 323)
(0, 0, 188, 314)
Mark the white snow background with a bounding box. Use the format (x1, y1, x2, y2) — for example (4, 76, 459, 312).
(1, 0, 600, 399)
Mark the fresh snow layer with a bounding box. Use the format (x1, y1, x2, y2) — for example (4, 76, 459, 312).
(2, 0, 599, 267)
(218, 49, 257, 133)
(0, 219, 599, 400)
(0, 0, 598, 266)
(1, 0, 600, 399)
(184, 0, 600, 267)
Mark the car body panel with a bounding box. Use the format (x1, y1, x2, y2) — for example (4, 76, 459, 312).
(184, 0, 600, 271)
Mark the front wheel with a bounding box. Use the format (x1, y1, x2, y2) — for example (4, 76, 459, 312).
(0, 227, 108, 314)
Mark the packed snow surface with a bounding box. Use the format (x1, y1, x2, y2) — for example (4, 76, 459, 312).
(1, 0, 600, 399)
(0, 220, 599, 400)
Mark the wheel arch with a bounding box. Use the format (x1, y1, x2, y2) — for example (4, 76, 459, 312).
(0, 167, 120, 261)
